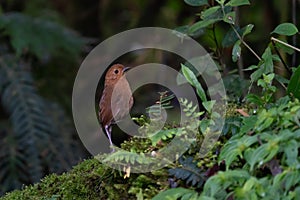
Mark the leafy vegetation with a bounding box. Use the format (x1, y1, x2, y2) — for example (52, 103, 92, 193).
(1, 0, 300, 199)
(0, 2, 87, 196)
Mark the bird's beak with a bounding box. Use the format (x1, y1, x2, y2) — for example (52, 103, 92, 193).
(123, 67, 131, 73)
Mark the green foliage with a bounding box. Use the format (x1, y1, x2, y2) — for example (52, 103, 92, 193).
(0, 13, 85, 60)
(0, 56, 83, 195)
(184, 0, 208, 7)
(0, 4, 86, 195)
(149, 128, 182, 146)
(181, 64, 207, 102)
(169, 156, 205, 188)
(287, 66, 300, 99)
(271, 23, 299, 36)
(152, 187, 201, 200)
(0, 159, 112, 200)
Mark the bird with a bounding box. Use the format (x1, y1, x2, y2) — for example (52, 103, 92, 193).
(99, 64, 134, 149)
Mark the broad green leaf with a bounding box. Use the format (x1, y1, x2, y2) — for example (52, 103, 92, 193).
(201, 6, 221, 20)
(287, 66, 300, 99)
(184, 0, 208, 6)
(250, 67, 263, 82)
(261, 47, 274, 74)
(240, 115, 257, 134)
(251, 47, 274, 82)
(219, 135, 257, 169)
(188, 19, 219, 34)
(284, 140, 299, 166)
(263, 73, 275, 84)
(242, 24, 254, 37)
(216, 0, 226, 5)
(202, 100, 216, 113)
(152, 188, 198, 200)
(232, 40, 241, 62)
(256, 116, 274, 132)
(271, 23, 299, 36)
(181, 64, 207, 102)
(219, 141, 241, 169)
(227, 0, 250, 6)
(245, 143, 278, 171)
(246, 94, 263, 106)
(244, 65, 258, 71)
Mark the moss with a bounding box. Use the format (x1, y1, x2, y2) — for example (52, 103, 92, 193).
(1, 156, 170, 200)
(0, 158, 124, 200)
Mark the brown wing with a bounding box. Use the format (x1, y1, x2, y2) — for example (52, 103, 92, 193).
(99, 75, 133, 126)
(99, 85, 113, 127)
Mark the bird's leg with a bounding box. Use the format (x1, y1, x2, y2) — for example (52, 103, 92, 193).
(105, 125, 115, 152)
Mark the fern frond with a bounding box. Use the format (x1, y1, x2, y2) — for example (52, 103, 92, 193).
(149, 128, 183, 146)
(180, 98, 204, 120)
(0, 57, 51, 182)
(0, 128, 28, 195)
(0, 13, 85, 60)
(169, 156, 205, 188)
(103, 150, 154, 166)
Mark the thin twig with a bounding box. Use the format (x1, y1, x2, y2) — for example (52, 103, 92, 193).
(220, 3, 262, 61)
(271, 37, 300, 53)
(231, 25, 262, 61)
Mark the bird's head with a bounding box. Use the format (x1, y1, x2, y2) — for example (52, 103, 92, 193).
(105, 64, 130, 81)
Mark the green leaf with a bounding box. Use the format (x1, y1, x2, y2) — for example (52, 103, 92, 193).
(181, 64, 207, 102)
(223, 11, 236, 24)
(242, 24, 254, 37)
(284, 140, 299, 166)
(184, 0, 208, 6)
(240, 115, 257, 134)
(246, 94, 263, 106)
(201, 6, 221, 20)
(261, 47, 274, 74)
(219, 135, 257, 169)
(232, 40, 241, 62)
(287, 66, 300, 99)
(149, 128, 179, 146)
(174, 25, 205, 38)
(227, 0, 250, 6)
(245, 142, 279, 171)
(202, 100, 216, 113)
(244, 65, 258, 71)
(271, 23, 299, 36)
(188, 19, 219, 34)
(152, 188, 199, 200)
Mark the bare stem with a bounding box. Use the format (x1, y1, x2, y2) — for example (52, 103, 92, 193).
(231, 24, 262, 61)
(271, 37, 300, 53)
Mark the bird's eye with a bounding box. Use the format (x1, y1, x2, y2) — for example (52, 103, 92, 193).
(114, 69, 119, 74)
